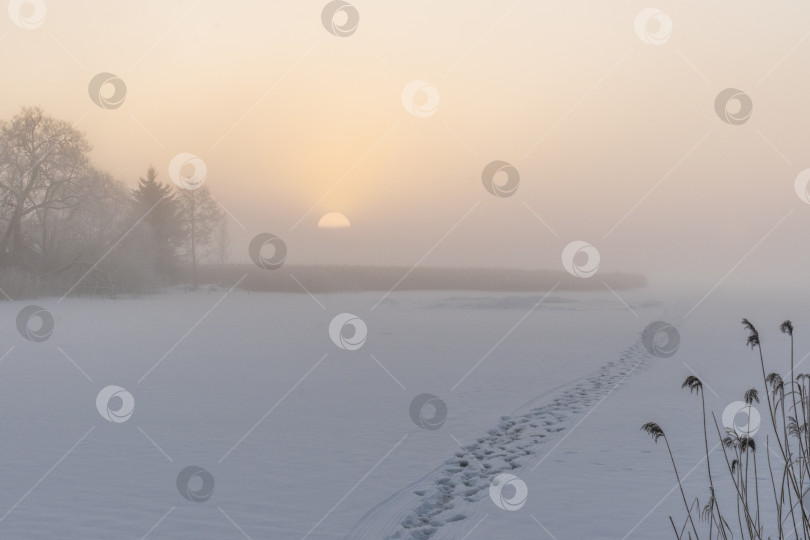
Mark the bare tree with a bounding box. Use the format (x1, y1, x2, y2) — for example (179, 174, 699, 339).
(176, 185, 223, 289)
(0, 107, 91, 267)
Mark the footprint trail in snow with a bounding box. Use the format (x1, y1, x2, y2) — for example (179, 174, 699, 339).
(345, 341, 651, 539)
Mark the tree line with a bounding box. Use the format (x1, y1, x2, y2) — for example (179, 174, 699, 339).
(0, 106, 227, 298)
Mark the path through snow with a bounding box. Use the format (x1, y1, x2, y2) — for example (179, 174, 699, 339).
(345, 340, 651, 539)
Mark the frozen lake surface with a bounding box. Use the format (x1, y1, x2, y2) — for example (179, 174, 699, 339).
(0, 287, 803, 538)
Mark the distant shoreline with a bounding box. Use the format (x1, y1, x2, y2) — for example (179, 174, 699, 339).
(192, 264, 647, 294)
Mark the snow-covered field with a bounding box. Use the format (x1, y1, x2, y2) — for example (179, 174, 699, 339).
(0, 286, 803, 538)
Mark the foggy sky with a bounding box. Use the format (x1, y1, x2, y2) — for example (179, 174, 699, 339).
(3, 1, 810, 291)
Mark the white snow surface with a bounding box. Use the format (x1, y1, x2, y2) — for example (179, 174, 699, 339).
(0, 286, 804, 539)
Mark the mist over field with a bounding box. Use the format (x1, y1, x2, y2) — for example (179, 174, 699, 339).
(0, 1, 809, 539)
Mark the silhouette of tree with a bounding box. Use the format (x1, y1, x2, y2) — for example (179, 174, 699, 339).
(176, 185, 223, 288)
(131, 166, 182, 282)
(0, 107, 91, 267)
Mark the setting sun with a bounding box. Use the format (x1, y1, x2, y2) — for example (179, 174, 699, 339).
(317, 212, 351, 229)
